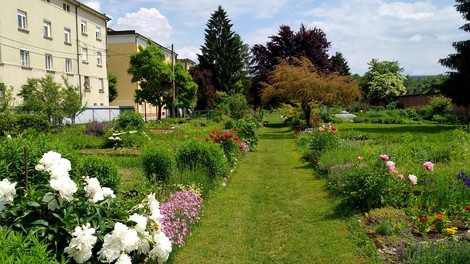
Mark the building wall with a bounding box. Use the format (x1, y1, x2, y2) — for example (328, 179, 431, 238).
(0, 0, 109, 106)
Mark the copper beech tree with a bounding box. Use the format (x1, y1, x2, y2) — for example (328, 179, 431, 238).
(262, 57, 361, 125)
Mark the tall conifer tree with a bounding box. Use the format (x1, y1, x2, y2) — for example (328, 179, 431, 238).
(439, 0, 470, 106)
(198, 6, 245, 94)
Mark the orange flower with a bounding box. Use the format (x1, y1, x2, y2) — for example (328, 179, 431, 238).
(435, 214, 444, 221)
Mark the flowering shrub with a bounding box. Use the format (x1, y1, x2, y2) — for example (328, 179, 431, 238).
(0, 151, 172, 263)
(204, 129, 242, 166)
(300, 124, 339, 165)
(235, 118, 259, 149)
(83, 121, 114, 136)
(104, 130, 150, 149)
(160, 190, 203, 247)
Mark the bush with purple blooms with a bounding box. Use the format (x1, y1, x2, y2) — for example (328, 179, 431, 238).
(160, 190, 203, 247)
(83, 121, 114, 136)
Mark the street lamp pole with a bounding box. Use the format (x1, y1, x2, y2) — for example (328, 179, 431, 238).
(171, 44, 176, 118)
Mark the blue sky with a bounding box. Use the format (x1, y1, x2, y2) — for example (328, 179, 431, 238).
(85, 0, 465, 75)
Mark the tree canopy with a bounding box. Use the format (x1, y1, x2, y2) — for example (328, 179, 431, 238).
(128, 39, 172, 120)
(198, 6, 246, 95)
(190, 66, 217, 110)
(250, 24, 340, 106)
(17, 75, 82, 126)
(174, 62, 198, 113)
(360, 59, 406, 105)
(108, 73, 118, 103)
(331, 52, 351, 75)
(439, 0, 470, 106)
(262, 57, 361, 125)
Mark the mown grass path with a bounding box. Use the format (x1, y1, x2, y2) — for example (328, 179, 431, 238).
(171, 115, 368, 263)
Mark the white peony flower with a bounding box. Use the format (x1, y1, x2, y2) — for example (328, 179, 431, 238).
(98, 222, 140, 262)
(35, 164, 45, 171)
(39, 151, 62, 170)
(149, 232, 172, 263)
(50, 176, 77, 202)
(137, 232, 151, 254)
(42, 192, 61, 211)
(64, 223, 97, 263)
(115, 253, 132, 264)
(84, 177, 104, 203)
(147, 193, 160, 215)
(129, 213, 147, 233)
(0, 178, 17, 203)
(7, 135, 11, 140)
(102, 187, 116, 198)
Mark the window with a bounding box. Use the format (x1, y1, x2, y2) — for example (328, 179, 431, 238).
(63, 3, 70, 12)
(64, 27, 71, 44)
(45, 54, 53, 70)
(81, 20, 87, 35)
(96, 52, 102, 65)
(99, 78, 104, 92)
(95, 27, 101, 40)
(81, 47, 88, 63)
(17, 10, 27, 30)
(84, 76, 90, 91)
(43, 20, 51, 38)
(65, 58, 72, 73)
(20, 49, 29, 67)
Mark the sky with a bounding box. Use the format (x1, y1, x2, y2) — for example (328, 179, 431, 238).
(84, 0, 466, 75)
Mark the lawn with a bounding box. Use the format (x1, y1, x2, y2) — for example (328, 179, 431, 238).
(171, 114, 370, 263)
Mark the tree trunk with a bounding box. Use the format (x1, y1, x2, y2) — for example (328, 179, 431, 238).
(157, 105, 162, 120)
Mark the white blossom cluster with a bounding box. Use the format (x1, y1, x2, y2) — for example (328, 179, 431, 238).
(33, 151, 171, 263)
(83, 176, 115, 203)
(0, 178, 16, 212)
(35, 151, 77, 210)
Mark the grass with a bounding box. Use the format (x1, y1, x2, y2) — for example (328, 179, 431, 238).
(171, 114, 370, 263)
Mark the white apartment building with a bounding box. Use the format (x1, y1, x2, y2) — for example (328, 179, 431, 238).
(0, 0, 110, 106)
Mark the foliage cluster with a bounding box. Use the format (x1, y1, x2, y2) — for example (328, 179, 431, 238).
(300, 121, 470, 261)
(76, 155, 120, 192)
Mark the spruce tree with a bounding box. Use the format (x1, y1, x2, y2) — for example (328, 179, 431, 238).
(331, 52, 351, 76)
(439, 0, 470, 106)
(198, 6, 245, 94)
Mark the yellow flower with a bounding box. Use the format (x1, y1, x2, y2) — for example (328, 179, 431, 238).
(445, 227, 458, 235)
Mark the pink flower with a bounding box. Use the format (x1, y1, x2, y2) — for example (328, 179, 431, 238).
(379, 154, 389, 161)
(408, 174, 418, 185)
(385, 161, 396, 171)
(356, 156, 363, 161)
(398, 174, 404, 180)
(392, 170, 399, 175)
(423, 161, 434, 172)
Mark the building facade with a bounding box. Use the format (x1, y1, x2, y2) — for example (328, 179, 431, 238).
(0, 0, 110, 106)
(107, 29, 176, 120)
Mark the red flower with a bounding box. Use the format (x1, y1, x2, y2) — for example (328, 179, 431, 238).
(205, 137, 209, 142)
(421, 217, 429, 222)
(197, 135, 201, 139)
(214, 136, 220, 143)
(234, 127, 239, 132)
(466, 205, 470, 211)
(239, 145, 243, 149)
(224, 133, 233, 139)
(435, 214, 444, 221)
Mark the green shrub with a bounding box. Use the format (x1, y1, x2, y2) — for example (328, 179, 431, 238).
(16, 114, 50, 134)
(142, 147, 176, 182)
(228, 93, 248, 119)
(77, 155, 120, 192)
(0, 113, 17, 135)
(177, 139, 228, 179)
(429, 95, 453, 116)
(224, 119, 235, 129)
(235, 118, 259, 149)
(115, 110, 146, 131)
(302, 129, 339, 165)
(332, 161, 409, 212)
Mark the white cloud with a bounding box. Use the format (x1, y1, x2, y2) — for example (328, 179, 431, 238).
(176, 46, 200, 62)
(83, 0, 101, 12)
(301, 0, 465, 75)
(116, 8, 173, 45)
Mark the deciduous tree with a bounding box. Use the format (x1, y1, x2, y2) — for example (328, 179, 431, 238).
(108, 73, 118, 103)
(190, 67, 217, 110)
(251, 24, 338, 106)
(439, 0, 470, 106)
(360, 59, 405, 104)
(128, 39, 172, 120)
(262, 57, 361, 125)
(174, 62, 198, 115)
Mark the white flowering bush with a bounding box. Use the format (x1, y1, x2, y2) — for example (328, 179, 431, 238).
(0, 151, 172, 263)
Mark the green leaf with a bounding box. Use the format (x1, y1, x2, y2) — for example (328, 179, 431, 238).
(31, 220, 49, 226)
